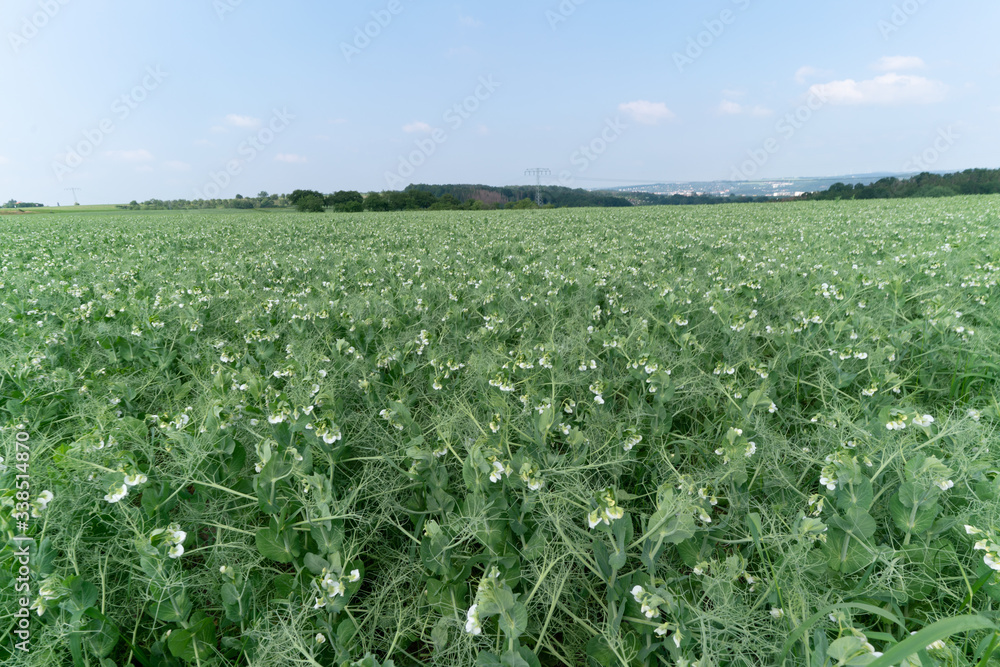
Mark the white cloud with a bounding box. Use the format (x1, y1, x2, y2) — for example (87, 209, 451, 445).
(105, 149, 154, 162)
(459, 16, 483, 27)
(794, 66, 825, 85)
(871, 56, 925, 72)
(476, 124, 490, 136)
(164, 160, 191, 171)
(809, 73, 947, 106)
(275, 153, 308, 164)
(135, 165, 154, 173)
(719, 100, 743, 115)
(225, 114, 262, 129)
(403, 121, 433, 134)
(718, 100, 772, 117)
(618, 100, 675, 125)
(329, 117, 348, 125)
(210, 125, 228, 134)
(0, 156, 9, 165)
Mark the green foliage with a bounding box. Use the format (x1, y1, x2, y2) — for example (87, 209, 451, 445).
(2, 199, 1000, 666)
(803, 168, 1000, 201)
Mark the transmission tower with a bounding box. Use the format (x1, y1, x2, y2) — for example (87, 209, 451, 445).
(524, 168, 551, 206)
(65, 187, 82, 205)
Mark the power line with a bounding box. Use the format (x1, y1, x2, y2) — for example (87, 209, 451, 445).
(524, 168, 551, 206)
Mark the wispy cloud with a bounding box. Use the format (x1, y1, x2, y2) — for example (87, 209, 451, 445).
(104, 149, 154, 162)
(0, 156, 9, 165)
(871, 56, 925, 72)
(794, 66, 832, 85)
(329, 117, 348, 125)
(164, 160, 191, 171)
(225, 113, 262, 129)
(618, 100, 675, 125)
(809, 73, 947, 106)
(718, 100, 772, 117)
(459, 16, 483, 28)
(275, 153, 308, 164)
(403, 121, 433, 134)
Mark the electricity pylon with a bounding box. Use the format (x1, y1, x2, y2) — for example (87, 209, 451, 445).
(524, 168, 550, 206)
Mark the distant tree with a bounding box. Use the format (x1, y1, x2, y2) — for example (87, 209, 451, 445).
(923, 185, 958, 198)
(510, 198, 539, 209)
(364, 193, 390, 212)
(289, 189, 325, 206)
(295, 194, 326, 213)
(327, 190, 365, 211)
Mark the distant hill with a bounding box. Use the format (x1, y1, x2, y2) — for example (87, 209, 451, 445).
(604, 173, 911, 198)
(797, 168, 1000, 200)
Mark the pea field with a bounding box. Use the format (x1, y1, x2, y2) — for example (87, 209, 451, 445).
(3, 199, 1000, 667)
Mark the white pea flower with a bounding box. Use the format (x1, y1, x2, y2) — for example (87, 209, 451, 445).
(489, 460, 507, 483)
(104, 484, 129, 504)
(465, 604, 483, 635)
(123, 472, 148, 486)
(913, 414, 934, 427)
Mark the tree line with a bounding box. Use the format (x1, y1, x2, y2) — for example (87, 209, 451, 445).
(800, 169, 1000, 201)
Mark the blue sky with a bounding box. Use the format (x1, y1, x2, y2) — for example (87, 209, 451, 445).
(2, 0, 999, 204)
